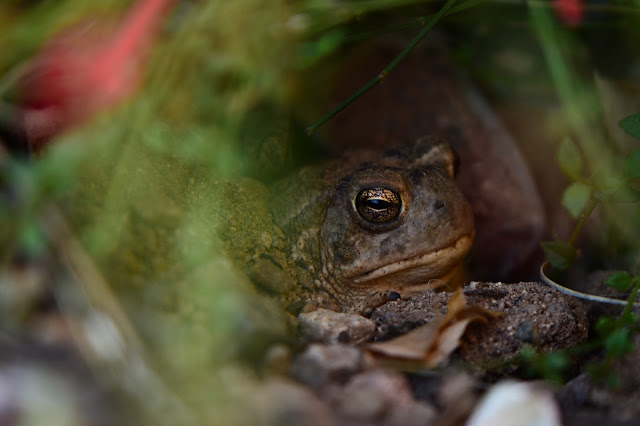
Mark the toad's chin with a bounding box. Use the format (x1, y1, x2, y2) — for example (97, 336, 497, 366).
(350, 233, 474, 292)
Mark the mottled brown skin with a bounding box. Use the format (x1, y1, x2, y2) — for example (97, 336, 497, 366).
(270, 136, 474, 314)
(327, 34, 545, 281)
(69, 133, 474, 318)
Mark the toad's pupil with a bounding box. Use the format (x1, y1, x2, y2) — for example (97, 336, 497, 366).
(355, 188, 402, 224)
(367, 198, 390, 210)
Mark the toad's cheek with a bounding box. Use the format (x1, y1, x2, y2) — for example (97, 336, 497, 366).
(348, 233, 474, 291)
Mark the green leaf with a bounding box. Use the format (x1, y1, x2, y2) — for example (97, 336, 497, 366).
(605, 327, 633, 358)
(605, 371, 622, 389)
(557, 138, 583, 180)
(605, 272, 634, 292)
(621, 311, 638, 327)
(605, 187, 640, 203)
(619, 113, 640, 139)
(19, 219, 47, 256)
(298, 30, 345, 68)
(541, 240, 576, 270)
(544, 352, 569, 372)
(595, 316, 617, 337)
(35, 143, 82, 197)
(562, 182, 591, 218)
(624, 150, 640, 179)
(586, 363, 621, 388)
(590, 167, 624, 194)
(520, 348, 568, 383)
(520, 346, 536, 361)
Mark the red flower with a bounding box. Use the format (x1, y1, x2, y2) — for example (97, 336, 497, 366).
(552, 0, 585, 27)
(18, 0, 175, 150)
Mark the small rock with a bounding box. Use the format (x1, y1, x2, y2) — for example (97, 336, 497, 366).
(336, 380, 388, 420)
(290, 344, 371, 389)
(435, 372, 480, 426)
(561, 374, 592, 407)
(386, 401, 437, 426)
(298, 308, 375, 344)
(0, 342, 121, 426)
(514, 322, 534, 343)
(263, 344, 292, 377)
(335, 370, 415, 421)
(250, 378, 334, 426)
(438, 372, 477, 409)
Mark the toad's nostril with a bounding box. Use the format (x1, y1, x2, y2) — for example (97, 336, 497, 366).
(434, 200, 446, 210)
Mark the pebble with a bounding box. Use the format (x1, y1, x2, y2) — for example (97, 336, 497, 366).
(290, 344, 371, 389)
(298, 308, 376, 344)
(250, 378, 334, 426)
(335, 370, 415, 421)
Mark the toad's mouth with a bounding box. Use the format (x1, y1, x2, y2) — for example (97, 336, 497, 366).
(350, 234, 474, 286)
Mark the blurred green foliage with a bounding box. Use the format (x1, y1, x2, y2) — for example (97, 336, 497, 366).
(521, 346, 570, 384)
(3, 0, 640, 422)
(1, 1, 470, 423)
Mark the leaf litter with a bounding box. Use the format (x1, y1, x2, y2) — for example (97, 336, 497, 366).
(366, 290, 502, 367)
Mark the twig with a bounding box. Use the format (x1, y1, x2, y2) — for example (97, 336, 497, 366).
(568, 197, 599, 246)
(44, 208, 143, 350)
(305, 0, 457, 135)
(44, 207, 198, 426)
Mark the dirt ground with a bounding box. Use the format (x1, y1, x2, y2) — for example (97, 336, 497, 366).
(279, 280, 640, 426)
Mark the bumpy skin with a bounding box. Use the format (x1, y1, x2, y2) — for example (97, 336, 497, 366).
(270, 136, 474, 314)
(68, 134, 473, 317)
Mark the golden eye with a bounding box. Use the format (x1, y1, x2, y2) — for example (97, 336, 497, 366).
(355, 188, 402, 223)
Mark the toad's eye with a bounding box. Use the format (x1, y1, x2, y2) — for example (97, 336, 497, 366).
(355, 188, 402, 223)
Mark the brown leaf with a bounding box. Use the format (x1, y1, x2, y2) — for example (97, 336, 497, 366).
(444, 289, 467, 322)
(423, 315, 484, 367)
(365, 322, 440, 360)
(367, 290, 499, 368)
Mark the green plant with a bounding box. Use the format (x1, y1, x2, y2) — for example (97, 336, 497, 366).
(524, 1, 640, 384)
(542, 137, 640, 273)
(524, 270, 640, 386)
(588, 271, 640, 385)
(532, 115, 640, 386)
(305, 0, 457, 135)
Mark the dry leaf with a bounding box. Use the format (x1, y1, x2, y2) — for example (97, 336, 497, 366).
(365, 322, 441, 360)
(444, 290, 467, 322)
(424, 317, 476, 366)
(367, 290, 500, 368)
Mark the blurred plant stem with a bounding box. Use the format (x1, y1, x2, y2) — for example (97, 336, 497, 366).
(528, 1, 609, 169)
(306, 0, 458, 135)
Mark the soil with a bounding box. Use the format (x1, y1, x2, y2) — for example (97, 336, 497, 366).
(279, 280, 640, 426)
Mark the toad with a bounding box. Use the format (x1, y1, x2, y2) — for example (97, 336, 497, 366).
(269, 136, 474, 314)
(63, 132, 473, 320)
